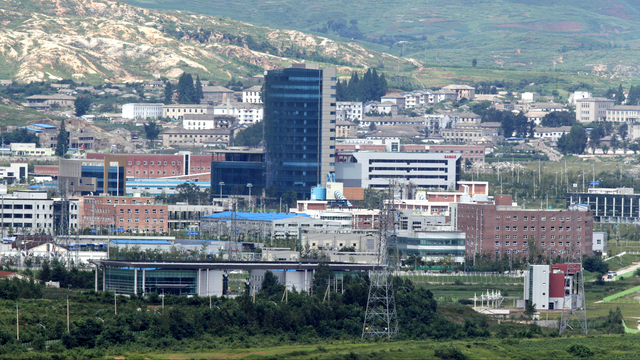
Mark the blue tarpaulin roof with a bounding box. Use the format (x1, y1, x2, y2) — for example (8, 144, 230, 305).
(27, 185, 42, 189)
(31, 123, 57, 129)
(26, 127, 43, 133)
(202, 211, 311, 221)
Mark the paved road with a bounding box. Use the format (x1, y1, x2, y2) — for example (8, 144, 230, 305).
(531, 139, 562, 161)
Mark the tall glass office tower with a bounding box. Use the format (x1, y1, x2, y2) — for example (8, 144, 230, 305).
(264, 63, 337, 198)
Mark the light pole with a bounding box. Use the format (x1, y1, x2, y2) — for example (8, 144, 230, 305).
(218, 181, 225, 209)
(247, 183, 253, 213)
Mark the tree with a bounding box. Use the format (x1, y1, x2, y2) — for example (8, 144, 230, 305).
(55, 120, 68, 157)
(524, 301, 536, 318)
(2, 128, 40, 146)
(74, 96, 91, 117)
(541, 111, 576, 127)
(557, 125, 587, 155)
(472, 58, 477, 67)
(282, 189, 297, 209)
(232, 121, 263, 146)
(615, 84, 625, 105)
(369, 122, 377, 131)
(164, 81, 174, 104)
(144, 121, 162, 140)
(260, 270, 285, 298)
(194, 75, 204, 104)
(177, 73, 196, 104)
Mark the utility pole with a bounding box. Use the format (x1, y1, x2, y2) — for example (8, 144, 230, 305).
(67, 295, 70, 332)
(16, 301, 19, 340)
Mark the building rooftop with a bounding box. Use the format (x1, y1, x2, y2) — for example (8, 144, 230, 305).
(203, 86, 234, 93)
(202, 211, 312, 221)
(30, 123, 57, 129)
(111, 240, 173, 245)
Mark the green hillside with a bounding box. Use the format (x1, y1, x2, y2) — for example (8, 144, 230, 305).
(125, 0, 640, 74)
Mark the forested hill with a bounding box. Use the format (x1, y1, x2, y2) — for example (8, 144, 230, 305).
(125, 0, 640, 76)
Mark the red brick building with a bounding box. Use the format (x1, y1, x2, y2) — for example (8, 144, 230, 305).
(78, 195, 169, 234)
(86, 153, 219, 181)
(455, 195, 593, 259)
(427, 145, 486, 163)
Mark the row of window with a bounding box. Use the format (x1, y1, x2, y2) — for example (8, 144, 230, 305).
(131, 161, 179, 166)
(494, 234, 581, 240)
(496, 225, 580, 231)
(119, 218, 164, 223)
(118, 208, 165, 214)
(501, 215, 581, 221)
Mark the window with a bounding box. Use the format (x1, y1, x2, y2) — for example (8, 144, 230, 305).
(523, 216, 528, 221)
(495, 241, 500, 246)
(523, 241, 527, 246)
(566, 217, 571, 221)
(578, 216, 582, 221)
(505, 235, 510, 239)
(495, 235, 500, 239)
(541, 226, 546, 231)
(550, 227, 555, 231)
(559, 217, 564, 221)
(513, 235, 518, 239)
(512, 241, 517, 246)
(119, 209, 124, 214)
(513, 216, 518, 221)
(505, 241, 510, 246)
(145, 209, 149, 214)
(531, 216, 536, 221)
(541, 242, 545, 246)
(505, 226, 510, 231)
(541, 216, 546, 221)
(577, 227, 582, 231)
(541, 235, 546, 239)
(551, 242, 555, 246)
(523, 235, 528, 239)
(513, 226, 517, 231)
(530, 226, 535, 231)
(523, 226, 528, 231)
(551, 235, 555, 239)
(551, 216, 555, 221)
(144, 161, 147, 165)
(577, 235, 581, 239)
(135, 209, 139, 214)
(559, 242, 563, 246)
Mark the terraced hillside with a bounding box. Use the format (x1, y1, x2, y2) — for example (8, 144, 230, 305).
(125, 0, 640, 76)
(0, 0, 418, 83)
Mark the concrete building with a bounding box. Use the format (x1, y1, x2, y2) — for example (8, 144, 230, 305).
(442, 85, 475, 100)
(336, 102, 363, 121)
(427, 145, 486, 163)
(263, 63, 336, 198)
(79, 195, 168, 234)
(9, 143, 55, 156)
(0, 191, 55, 235)
(163, 104, 213, 120)
(212, 103, 263, 124)
(454, 195, 594, 259)
(335, 152, 460, 190)
(441, 122, 502, 144)
(0, 163, 28, 183)
(568, 91, 592, 104)
(592, 232, 607, 256)
(182, 115, 237, 130)
(87, 152, 213, 180)
(242, 86, 262, 104)
(533, 126, 572, 142)
(521, 92, 540, 103)
(606, 105, 640, 122)
(122, 103, 163, 119)
(58, 156, 127, 196)
(25, 94, 75, 107)
(380, 95, 406, 110)
(160, 128, 232, 148)
(524, 263, 584, 311)
(567, 188, 640, 224)
(576, 98, 614, 123)
(202, 86, 235, 105)
(335, 120, 357, 138)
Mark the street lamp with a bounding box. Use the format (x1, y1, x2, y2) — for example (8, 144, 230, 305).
(218, 182, 225, 209)
(247, 183, 253, 213)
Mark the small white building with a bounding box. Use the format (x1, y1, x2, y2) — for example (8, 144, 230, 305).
(521, 92, 540, 103)
(0, 163, 28, 182)
(533, 126, 572, 142)
(212, 103, 263, 124)
(242, 86, 262, 104)
(9, 143, 55, 156)
(336, 102, 363, 121)
(122, 103, 163, 120)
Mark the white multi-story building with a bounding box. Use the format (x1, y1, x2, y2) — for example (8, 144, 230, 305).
(335, 152, 460, 190)
(336, 102, 363, 121)
(163, 104, 213, 120)
(242, 86, 262, 104)
(0, 191, 78, 236)
(9, 143, 55, 157)
(182, 114, 236, 130)
(606, 105, 640, 123)
(122, 103, 163, 119)
(576, 97, 614, 123)
(521, 92, 540, 103)
(533, 126, 572, 142)
(0, 163, 28, 182)
(212, 103, 263, 124)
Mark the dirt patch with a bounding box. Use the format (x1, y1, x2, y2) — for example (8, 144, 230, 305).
(492, 21, 583, 32)
(420, 18, 445, 24)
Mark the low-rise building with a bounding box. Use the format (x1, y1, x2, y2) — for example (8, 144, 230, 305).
(0, 163, 28, 183)
(380, 95, 406, 110)
(336, 102, 363, 121)
(79, 195, 168, 234)
(576, 97, 614, 123)
(183, 115, 237, 130)
(606, 105, 640, 123)
(533, 126, 572, 142)
(335, 120, 357, 138)
(524, 263, 584, 311)
(202, 86, 235, 105)
(521, 92, 540, 103)
(25, 94, 75, 107)
(212, 103, 263, 124)
(443, 85, 475, 100)
(58, 156, 127, 196)
(242, 86, 262, 104)
(122, 103, 163, 119)
(163, 104, 213, 120)
(160, 128, 232, 148)
(9, 143, 54, 156)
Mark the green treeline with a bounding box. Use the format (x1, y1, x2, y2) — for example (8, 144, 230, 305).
(336, 69, 388, 102)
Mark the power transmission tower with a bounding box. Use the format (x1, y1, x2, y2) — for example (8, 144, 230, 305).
(559, 262, 587, 335)
(362, 187, 399, 339)
(57, 180, 70, 268)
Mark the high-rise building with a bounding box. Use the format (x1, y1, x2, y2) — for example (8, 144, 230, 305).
(263, 63, 337, 197)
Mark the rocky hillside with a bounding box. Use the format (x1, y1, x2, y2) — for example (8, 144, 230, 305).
(0, 0, 418, 83)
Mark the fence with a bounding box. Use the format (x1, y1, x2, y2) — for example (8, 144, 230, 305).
(398, 272, 524, 285)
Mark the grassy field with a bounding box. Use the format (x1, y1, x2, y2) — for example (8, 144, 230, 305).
(0, 103, 62, 126)
(125, 0, 640, 74)
(112, 335, 640, 359)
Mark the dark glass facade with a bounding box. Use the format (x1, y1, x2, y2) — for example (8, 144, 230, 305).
(81, 165, 125, 196)
(211, 151, 266, 196)
(264, 64, 336, 198)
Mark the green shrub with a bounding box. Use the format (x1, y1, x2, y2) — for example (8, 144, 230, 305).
(434, 345, 467, 360)
(566, 344, 594, 358)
